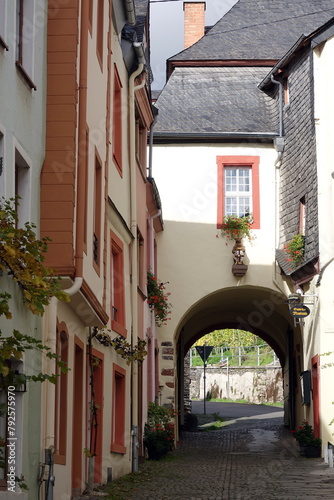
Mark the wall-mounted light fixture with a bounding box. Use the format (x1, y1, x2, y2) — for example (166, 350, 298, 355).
(13, 370, 27, 393)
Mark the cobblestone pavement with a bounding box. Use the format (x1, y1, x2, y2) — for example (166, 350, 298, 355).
(80, 411, 334, 500)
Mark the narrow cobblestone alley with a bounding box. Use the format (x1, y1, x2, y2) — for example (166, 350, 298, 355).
(80, 405, 334, 500)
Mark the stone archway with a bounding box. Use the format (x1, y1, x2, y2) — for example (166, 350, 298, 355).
(173, 286, 301, 431)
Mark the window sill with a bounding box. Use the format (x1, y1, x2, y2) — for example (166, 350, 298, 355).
(54, 453, 66, 465)
(110, 443, 126, 454)
(112, 320, 127, 338)
(16, 61, 37, 90)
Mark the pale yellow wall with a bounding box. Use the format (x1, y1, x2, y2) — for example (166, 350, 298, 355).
(152, 143, 289, 406)
(313, 35, 334, 445)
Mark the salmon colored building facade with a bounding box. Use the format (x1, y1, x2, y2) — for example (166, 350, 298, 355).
(40, 1, 161, 498)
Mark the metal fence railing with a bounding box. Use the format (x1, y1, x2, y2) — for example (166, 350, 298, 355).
(190, 344, 280, 367)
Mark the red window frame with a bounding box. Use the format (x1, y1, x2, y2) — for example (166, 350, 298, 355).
(54, 326, 69, 465)
(217, 155, 260, 229)
(113, 66, 123, 175)
(110, 363, 126, 454)
(110, 230, 127, 337)
(96, 0, 103, 68)
(93, 150, 102, 272)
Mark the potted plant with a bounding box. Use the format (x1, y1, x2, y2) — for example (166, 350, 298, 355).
(143, 402, 175, 460)
(220, 214, 253, 242)
(291, 420, 322, 458)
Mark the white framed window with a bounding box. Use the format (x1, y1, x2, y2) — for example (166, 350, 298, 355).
(299, 196, 306, 235)
(15, 147, 31, 226)
(224, 167, 252, 217)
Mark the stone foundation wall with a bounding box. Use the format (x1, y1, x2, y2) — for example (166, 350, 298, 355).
(190, 366, 283, 404)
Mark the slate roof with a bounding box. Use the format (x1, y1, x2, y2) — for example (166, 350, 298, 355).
(154, 67, 277, 136)
(170, 0, 334, 62)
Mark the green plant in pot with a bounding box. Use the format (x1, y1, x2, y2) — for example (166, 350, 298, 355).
(291, 420, 322, 458)
(143, 402, 175, 460)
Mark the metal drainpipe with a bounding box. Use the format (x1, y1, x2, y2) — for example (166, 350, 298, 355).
(129, 41, 146, 473)
(271, 74, 284, 138)
(148, 209, 161, 401)
(148, 108, 158, 178)
(270, 74, 286, 295)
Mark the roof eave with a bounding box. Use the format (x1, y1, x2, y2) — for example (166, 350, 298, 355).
(167, 59, 279, 80)
(259, 36, 307, 89)
(153, 132, 277, 144)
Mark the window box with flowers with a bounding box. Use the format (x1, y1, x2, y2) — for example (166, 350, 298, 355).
(283, 234, 305, 269)
(147, 270, 172, 327)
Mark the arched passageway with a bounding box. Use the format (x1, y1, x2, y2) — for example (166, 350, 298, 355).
(174, 286, 301, 430)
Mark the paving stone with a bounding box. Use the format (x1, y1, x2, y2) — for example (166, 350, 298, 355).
(79, 417, 334, 500)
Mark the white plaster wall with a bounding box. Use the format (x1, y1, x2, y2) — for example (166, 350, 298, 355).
(152, 143, 284, 406)
(153, 144, 278, 277)
(312, 35, 334, 444)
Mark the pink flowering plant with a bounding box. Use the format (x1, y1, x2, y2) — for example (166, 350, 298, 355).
(283, 234, 304, 268)
(220, 214, 253, 241)
(143, 402, 176, 460)
(147, 270, 172, 327)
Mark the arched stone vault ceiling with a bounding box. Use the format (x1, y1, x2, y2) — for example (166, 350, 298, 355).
(175, 286, 300, 366)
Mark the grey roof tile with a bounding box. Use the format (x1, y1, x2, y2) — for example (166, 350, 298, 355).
(170, 0, 334, 61)
(154, 67, 277, 135)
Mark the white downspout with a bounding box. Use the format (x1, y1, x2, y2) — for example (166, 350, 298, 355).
(271, 74, 286, 295)
(129, 41, 145, 473)
(149, 209, 161, 401)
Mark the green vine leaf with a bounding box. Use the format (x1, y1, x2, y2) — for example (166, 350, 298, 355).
(93, 327, 147, 365)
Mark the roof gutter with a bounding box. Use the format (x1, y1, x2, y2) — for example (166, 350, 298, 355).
(153, 131, 277, 141)
(259, 35, 306, 89)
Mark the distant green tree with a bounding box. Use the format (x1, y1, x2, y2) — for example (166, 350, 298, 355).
(194, 329, 266, 348)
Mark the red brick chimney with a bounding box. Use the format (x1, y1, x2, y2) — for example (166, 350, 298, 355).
(183, 2, 206, 49)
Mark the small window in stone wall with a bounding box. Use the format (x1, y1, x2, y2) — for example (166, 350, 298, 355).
(283, 77, 289, 105)
(299, 196, 306, 235)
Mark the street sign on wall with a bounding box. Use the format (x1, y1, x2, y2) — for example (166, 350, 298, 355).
(289, 305, 310, 318)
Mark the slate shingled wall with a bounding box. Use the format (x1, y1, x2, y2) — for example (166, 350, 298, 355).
(279, 48, 319, 262)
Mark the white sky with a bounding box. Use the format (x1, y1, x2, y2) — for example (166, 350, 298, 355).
(150, 0, 238, 90)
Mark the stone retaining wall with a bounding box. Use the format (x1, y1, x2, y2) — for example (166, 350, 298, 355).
(190, 365, 283, 404)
